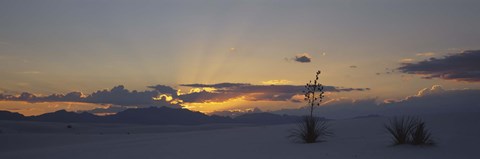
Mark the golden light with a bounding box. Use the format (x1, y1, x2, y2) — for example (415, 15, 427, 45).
(153, 94, 174, 102)
(261, 79, 292, 85)
(181, 96, 248, 113)
(0, 101, 106, 116)
(187, 87, 217, 94)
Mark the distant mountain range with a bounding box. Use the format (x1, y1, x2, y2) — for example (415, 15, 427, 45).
(0, 107, 309, 125)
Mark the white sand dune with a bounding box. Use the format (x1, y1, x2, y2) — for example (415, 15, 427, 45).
(1, 112, 479, 159)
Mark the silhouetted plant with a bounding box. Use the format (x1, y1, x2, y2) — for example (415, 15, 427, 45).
(385, 116, 434, 145)
(304, 70, 325, 118)
(289, 116, 331, 143)
(385, 116, 417, 145)
(411, 120, 434, 145)
(289, 70, 331, 143)
(66, 124, 73, 129)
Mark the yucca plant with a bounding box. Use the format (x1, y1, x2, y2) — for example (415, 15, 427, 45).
(411, 121, 434, 145)
(385, 116, 418, 145)
(385, 116, 434, 145)
(289, 70, 331, 143)
(289, 116, 331, 143)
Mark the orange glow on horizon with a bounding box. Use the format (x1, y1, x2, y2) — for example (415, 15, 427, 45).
(181, 96, 248, 113)
(0, 101, 107, 116)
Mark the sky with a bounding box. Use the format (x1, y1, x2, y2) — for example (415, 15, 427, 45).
(1, 0, 479, 116)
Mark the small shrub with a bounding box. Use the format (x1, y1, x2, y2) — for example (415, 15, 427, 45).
(385, 116, 434, 145)
(66, 125, 73, 129)
(385, 116, 417, 145)
(289, 116, 331, 143)
(411, 121, 434, 145)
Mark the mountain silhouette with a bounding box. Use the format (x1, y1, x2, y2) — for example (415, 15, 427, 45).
(0, 111, 25, 121)
(0, 107, 301, 125)
(105, 107, 232, 125)
(31, 110, 101, 123)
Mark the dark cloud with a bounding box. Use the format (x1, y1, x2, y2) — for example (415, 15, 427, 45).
(179, 83, 370, 103)
(0, 92, 84, 103)
(294, 53, 312, 63)
(273, 85, 480, 119)
(380, 86, 480, 116)
(0, 83, 369, 106)
(147, 85, 178, 97)
(398, 50, 480, 82)
(0, 85, 181, 108)
(85, 85, 159, 106)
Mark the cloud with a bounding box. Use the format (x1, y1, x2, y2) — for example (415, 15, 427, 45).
(416, 52, 435, 57)
(0, 85, 181, 108)
(0, 92, 84, 103)
(180, 83, 250, 88)
(147, 85, 179, 97)
(399, 58, 415, 63)
(179, 83, 370, 103)
(85, 85, 160, 106)
(273, 85, 480, 119)
(0, 83, 369, 108)
(398, 50, 480, 82)
(294, 53, 312, 63)
(382, 86, 480, 116)
(414, 85, 444, 97)
(261, 80, 292, 85)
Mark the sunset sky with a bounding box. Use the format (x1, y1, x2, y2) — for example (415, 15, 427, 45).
(1, 0, 479, 116)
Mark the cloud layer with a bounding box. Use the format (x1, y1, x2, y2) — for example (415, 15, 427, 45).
(178, 83, 370, 103)
(398, 50, 480, 82)
(0, 83, 370, 107)
(274, 85, 480, 119)
(0, 85, 181, 108)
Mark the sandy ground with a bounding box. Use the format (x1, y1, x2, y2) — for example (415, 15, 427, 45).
(1, 112, 479, 159)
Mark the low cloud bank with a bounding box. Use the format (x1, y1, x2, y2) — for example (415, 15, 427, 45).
(398, 50, 480, 82)
(273, 85, 480, 119)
